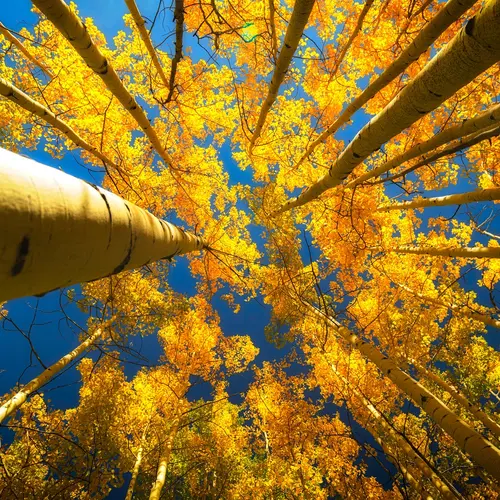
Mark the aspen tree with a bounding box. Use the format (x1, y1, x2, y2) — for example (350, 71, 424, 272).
(302, 303, 458, 496)
(0, 322, 109, 424)
(149, 459, 168, 500)
(167, 0, 184, 103)
(31, 0, 176, 168)
(277, 0, 500, 213)
(395, 282, 500, 330)
(249, 0, 316, 150)
(328, 363, 455, 499)
(349, 103, 500, 187)
(124, 0, 170, 89)
(375, 124, 500, 184)
(413, 361, 500, 440)
(326, 0, 374, 81)
(125, 430, 147, 500)
(0, 78, 127, 176)
(126, 444, 144, 500)
(393, 245, 500, 259)
(0, 22, 53, 78)
(378, 187, 500, 211)
(149, 420, 179, 500)
(268, 0, 278, 60)
(292, 0, 479, 170)
(305, 303, 500, 480)
(0, 148, 206, 302)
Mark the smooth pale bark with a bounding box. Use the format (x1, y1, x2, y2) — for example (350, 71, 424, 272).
(0, 22, 53, 78)
(329, 364, 454, 499)
(31, 0, 175, 168)
(396, 282, 500, 330)
(124, 0, 170, 89)
(292, 0, 479, 171)
(399, 465, 433, 500)
(149, 421, 178, 500)
(306, 303, 500, 480)
(0, 78, 127, 176)
(149, 459, 167, 500)
(393, 245, 500, 259)
(125, 442, 145, 500)
(0, 325, 103, 423)
(0, 148, 206, 301)
(277, 0, 500, 213)
(349, 104, 500, 187)
(378, 187, 500, 211)
(414, 361, 500, 440)
(249, 0, 316, 150)
(374, 124, 500, 184)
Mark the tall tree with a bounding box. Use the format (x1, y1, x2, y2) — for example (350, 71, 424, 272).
(0, 148, 206, 301)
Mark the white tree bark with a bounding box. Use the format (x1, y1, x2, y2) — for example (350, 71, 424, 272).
(0, 148, 206, 301)
(277, 0, 500, 213)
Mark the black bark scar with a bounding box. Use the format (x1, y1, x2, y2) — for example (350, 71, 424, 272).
(465, 17, 475, 37)
(112, 203, 133, 274)
(11, 236, 30, 276)
(99, 191, 113, 248)
(85, 181, 113, 247)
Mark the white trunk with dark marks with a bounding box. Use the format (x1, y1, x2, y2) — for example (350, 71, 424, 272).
(124, 0, 170, 89)
(249, 0, 316, 150)
(0, 324, 105, 423)
(292, 0, 479, 170)
(0, 148, 205, 302)
(305, 303, 500, 480)
(393, 245, 500, 259)
(350, 104, 500, 187)
(31, 0, 176, 168)
(277, 0, 500, 213)
(0, 78, 126, 176)
(0, 22, 53, 78)
(413, 361, 500, 440)
(378, 187, 500, 211)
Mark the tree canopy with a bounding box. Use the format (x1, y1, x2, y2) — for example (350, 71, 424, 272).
(1, 0, 500, 497)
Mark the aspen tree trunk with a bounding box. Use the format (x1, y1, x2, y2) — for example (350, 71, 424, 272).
(166, 0, 184, 102)
(125, 435, 146, 500)
(249, 0, 316, 150)
(149, 421, 179, 500)
(0, 148, 206, 302)
(124, 0, 170, 89)
(149, 458, 168, 500)
(326, 0, 374, 80)
(375, 124, 500, 185)
(268, 0, 278, 61)
(329, 363, 455, 499)
(277, 0, 500, 213)
(0, 324, 105, 424)
(349, 104, 500, 187)
(399, 465, 434, 500)
(0, 22, 53, 78)
(292, 0, 478, 170)
(378, 187, 500, 211)
(305, 303, 500, 480)
(0, 78, 127, 176)
(393, 245, 500, 259)
(396, 282, 500, 330)
(491, 390, 500, 403)
(31, 0, 176, 168)
(413, 361, 500, 440)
